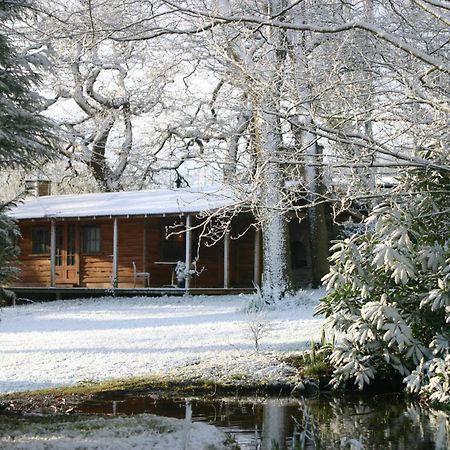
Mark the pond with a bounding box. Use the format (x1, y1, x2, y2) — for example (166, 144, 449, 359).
(77, 392, 449, 449)
(1, 392, 449, 449)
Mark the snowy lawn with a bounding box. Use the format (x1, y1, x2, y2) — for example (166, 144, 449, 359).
(0, 291, 325, 394)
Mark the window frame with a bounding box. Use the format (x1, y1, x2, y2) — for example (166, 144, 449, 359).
(81, 225, 102, 255)
(159, 220, 185, 262)
(31, 226, 51, 255)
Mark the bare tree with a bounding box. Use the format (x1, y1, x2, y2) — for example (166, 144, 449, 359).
(25, 0, 217, 191)
(15, 0, 448, 299)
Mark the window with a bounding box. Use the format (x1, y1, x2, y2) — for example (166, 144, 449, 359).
(55, 226, 63, 265)
(66, 224, 76, 265)
(160, 221, 185, 261)
(32, 227, 50, 254)
(291, 241, 308, 268)
(82, 226, 101, 254)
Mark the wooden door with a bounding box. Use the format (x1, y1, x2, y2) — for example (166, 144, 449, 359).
(56, 223, 79, 285)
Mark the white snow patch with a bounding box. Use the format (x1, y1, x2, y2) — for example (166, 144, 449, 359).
(0, 291, 325, 393)
(0, 413, 230, 450)
(8, 186, 236, 219)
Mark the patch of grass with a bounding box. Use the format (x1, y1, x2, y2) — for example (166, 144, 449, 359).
(285, 350, 333, 380)
(229, 373, 248, 381)
(0, 375, 172, 400)
(284, 334, 335, 385)
(0, 373, 295, 411)
(302, 358, 333, 379)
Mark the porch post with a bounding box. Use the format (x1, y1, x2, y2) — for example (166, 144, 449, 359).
(223, 231, 230, 288)
(253, 228, 261, 286)
(185, 215, 192, 290)
(112, 217, 119, 288)
(143, 217, 148, 273)
(50, 219, 56, 288)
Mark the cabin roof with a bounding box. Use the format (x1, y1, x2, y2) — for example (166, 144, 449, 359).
(9, 186, 236, 220)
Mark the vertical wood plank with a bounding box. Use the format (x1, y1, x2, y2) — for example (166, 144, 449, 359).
(50, 220, 56, 287)
(112, 218, 119, 288)
(254, 228, 261, 286)
(185, 215, 192, 290)
(223, 231, 230, 288)
(143, 218, 148, 273)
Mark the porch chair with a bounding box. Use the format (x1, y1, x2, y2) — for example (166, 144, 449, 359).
(132, 261, 150, 287)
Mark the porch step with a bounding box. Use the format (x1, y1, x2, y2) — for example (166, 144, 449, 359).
(9, 286, 255, 302)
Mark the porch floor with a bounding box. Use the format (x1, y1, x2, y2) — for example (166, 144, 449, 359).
(9, 286, 255, 302)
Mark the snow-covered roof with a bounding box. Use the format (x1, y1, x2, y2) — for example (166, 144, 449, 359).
(9, 186, 236, 220)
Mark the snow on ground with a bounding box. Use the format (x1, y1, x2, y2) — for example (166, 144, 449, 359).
(0, 413, 231, 450)
(0, 290, 325, 394)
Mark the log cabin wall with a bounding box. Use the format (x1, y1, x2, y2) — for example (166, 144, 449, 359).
(15, 215, 258, 289)
(230, 215, 255, 288)
(16, 219, 116, 288)
(150, 216, 185, 288)
(191, 214, 256, 289)
(289, 218, 313, 288)
(192, 223, 224, 288)
(114, 218, 145, 288)
(15, 220, 51, 286)
(79, 219, 112, 287)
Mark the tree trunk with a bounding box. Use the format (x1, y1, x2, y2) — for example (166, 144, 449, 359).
(257, 0, 291, 301)
(289, 10, 330, 287)
(259, 92, 290, 299)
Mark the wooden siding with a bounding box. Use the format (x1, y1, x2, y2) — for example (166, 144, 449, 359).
(17, 222, 51, 286)
(14, 215, 259, 289)
(115, 219, 145, 287)
(78, 220, 112, 287)
(231, 215, 255, 288)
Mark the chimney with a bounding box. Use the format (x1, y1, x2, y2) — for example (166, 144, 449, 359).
(25, 180, 52, 197)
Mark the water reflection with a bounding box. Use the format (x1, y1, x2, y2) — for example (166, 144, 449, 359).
(306, 395, 449, 450)
(79, 393, 449, 449)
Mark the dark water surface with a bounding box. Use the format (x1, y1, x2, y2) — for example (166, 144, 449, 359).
(78, 393, 449, 449)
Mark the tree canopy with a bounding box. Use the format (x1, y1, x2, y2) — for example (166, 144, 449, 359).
(1, 0, 449, 303)
(0, 0, 56, 170)
(0, 0, 57, 300)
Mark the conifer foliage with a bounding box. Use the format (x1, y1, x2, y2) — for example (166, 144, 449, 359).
(0, 200, 20, 304)
(0, 0, 55, 170)
(0, 0, 56, 303)
(318, 149, 450, 403)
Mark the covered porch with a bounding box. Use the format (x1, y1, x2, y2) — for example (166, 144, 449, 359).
(8, 187, 263, 291)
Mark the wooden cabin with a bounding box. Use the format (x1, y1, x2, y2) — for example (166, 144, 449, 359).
(8, 185, 322, 295)
(8, 187, 263, 290)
